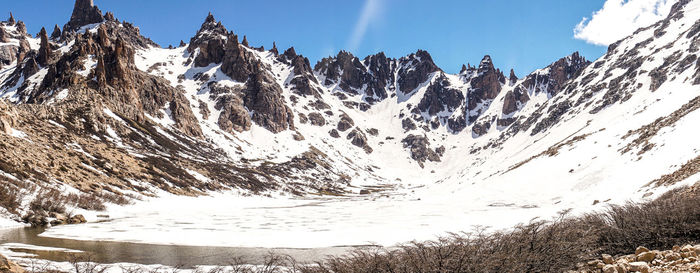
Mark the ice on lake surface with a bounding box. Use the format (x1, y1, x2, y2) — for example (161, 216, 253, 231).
(39, 191, 563, 249)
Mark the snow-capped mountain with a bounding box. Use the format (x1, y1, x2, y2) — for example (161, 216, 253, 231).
(0, 0, 698, 219)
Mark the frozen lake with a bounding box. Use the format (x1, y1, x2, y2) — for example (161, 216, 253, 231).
(38, 190, 566, 249)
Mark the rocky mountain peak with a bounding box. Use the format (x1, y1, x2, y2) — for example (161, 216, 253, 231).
(397, 50, 440, 95)
(104, 12, 116, 22)
(7, 12, 15, 25)
(50, 25, 62, 40)
(509, 69, 518, 85)
(478, 55, 495, 73)
(241, 35, 249, 47)
(270, 41, 278, 56)
(65, 0, 105, 32)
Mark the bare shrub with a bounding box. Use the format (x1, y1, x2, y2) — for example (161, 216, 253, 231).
(299, 189, 700, 273)
(66, 193, 107, 211)
(585, 188, 700, 255)
(29, 188, 67, 214)
(0, 179, 22, 213)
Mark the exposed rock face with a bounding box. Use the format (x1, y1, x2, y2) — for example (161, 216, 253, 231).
(315, 51, 395, 103)
(308, 112, 325, 126)
(188, 13, 228, 67)
(221, 34, 257, 82)
(347, 128, 372, 154)
(516, 52, 589, 96)
(244, 65, 295, 133)
(210, 83, 252, 133)
(15, 21, 26, 35)
(281, 47, 320, 97)
(37, 27, 51, 66)
(509, 69, 518, 85)
(65, 0, 104, 32)
(418, 74, 464, 116)
(337, 113, 354, 132)
(50, 24, 62, 40)
(467, 55, 505, 122)
(397, 50, 440, 95)
(7, 13, 15, 26)
(502, 88, 530, 115)
(0, 27, 8, 43)
(472, 120, 492, 137)
(402, 134, 443, 167)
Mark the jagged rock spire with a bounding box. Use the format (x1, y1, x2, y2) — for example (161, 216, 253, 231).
(242, 35, 249, 47)
(509, 69, 518, 85)
(460, 64, 467, 74)
(271, 41, 278, 56)
(38, 27, 51, 66)
(65, 0, 105, 32)
(50, 25, 62, 40)
(8, 13, 15, 25)
(179, 40, 186, 47)
(478, 55, 494, 72)
(205, 12, 216, 23)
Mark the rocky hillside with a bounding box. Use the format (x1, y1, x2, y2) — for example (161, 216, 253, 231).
(0, 0, 699, 221)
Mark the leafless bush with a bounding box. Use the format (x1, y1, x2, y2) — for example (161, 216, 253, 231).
(0, 179, 22, 213)
(298, 189, 700, 273)
(584, 188, 700, 255)
(66, 193, 107, 211)
(29, 188, 67, 215)
(68, 254, 109, 273)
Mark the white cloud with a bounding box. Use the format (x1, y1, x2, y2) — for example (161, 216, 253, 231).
(574, 0, 677, 46)
(348, 0, 384, 52)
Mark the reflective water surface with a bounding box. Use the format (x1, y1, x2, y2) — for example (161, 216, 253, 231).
(0, 227, 356, 268)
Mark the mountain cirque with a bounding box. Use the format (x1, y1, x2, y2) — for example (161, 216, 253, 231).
(0, 0, 699, 224)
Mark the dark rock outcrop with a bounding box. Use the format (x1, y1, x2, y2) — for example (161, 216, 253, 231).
(397, 50, 440, 95)
(211, 83, 252, 133)
(466, 55, 505, 122)
(243, 65, 295, 133)
(65, 0, 104, 32)
(37, 27, 51, 66)
(516, 52, 589, 96)
(337, 113, 355, 132)
(15, 21, 26, 35)
(314, 51, 395, 103)
(0, 27, 8, 43)
(509, 69, 518, 85)
(347, 128, 372, 154)
(308, 112, 325, 126)
(418, 74, 464, 116)
(50, 25, 62, 40)
(7, 13, 15, 26)
(188, 13, 228, 67)
(402, 134, 442, 167)
(502, 88, 530, 115)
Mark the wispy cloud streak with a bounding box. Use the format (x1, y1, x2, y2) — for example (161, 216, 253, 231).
(348, 0, 383, 52)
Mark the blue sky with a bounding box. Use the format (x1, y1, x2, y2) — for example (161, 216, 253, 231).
(2, 0, 659, 75)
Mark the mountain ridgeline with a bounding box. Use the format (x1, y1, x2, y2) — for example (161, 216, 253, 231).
(0, 0, 699, 205)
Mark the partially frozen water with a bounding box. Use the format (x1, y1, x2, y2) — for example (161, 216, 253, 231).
(38, 192, 560, 249)
(0, 227, 354, 267)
